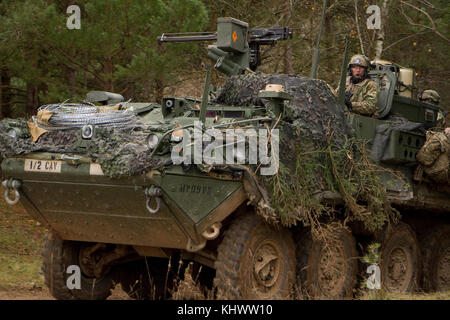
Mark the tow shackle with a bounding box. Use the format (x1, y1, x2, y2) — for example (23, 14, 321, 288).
(2, 179, 22, 206)
(145, 186, 162, 214)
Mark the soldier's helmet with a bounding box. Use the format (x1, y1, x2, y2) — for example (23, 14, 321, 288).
(348, 54, 369, 69)
(420, 89, 440, 105)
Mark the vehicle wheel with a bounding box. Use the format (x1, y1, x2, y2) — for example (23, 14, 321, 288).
(118, 257, 177, 300)
(41, 232, 114, 300)
(214, 213, 296, 299)
(421, 225, 450, 291)
(41, 233, 73, 300)
(379, 222, 420, 293)
(296, 223, 358, 299)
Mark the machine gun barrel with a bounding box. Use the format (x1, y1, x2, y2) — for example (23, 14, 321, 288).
(157, 28, 292, 44)
(157, 32, 217, 42)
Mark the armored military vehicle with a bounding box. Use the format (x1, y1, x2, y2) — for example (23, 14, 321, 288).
(0, 16, 448, 300)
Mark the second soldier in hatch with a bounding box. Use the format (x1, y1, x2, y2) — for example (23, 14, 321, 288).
(416, 88, 450, 184)
(339, 54, 380, 117)
(419, 89, 440, 106)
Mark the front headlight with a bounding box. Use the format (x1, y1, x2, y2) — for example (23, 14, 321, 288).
(147, 134, 159, 150)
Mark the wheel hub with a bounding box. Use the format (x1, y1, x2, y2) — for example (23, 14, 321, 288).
(79, 245, 103, 278)
(253, 242, 281, 290)
(386, 247, 410, 290)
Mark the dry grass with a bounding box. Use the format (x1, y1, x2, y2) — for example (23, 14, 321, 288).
(358, 289, 450, 300)
(170, 262, 207, 300)
(0, 196, 448, 300)
(0, 197, 46, 291)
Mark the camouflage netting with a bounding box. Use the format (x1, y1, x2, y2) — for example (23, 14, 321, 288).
(0, 119, 162, 178)
(215, 73, 352, 148)
(0, 73, 400, 236)
(0, 119, 76, 157)
(87, 127, 163, 178)
(215, 73, 399, 236)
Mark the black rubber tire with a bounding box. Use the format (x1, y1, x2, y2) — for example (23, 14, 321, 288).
(41, 232, 114, 300)
(41, 232, 74, 300)
(379, 222, 421, 293)
(295, 223, 358, 299)
(421, 225, 450, 292)
(214, 213, 296, 299)
(117, 257, 177, 300)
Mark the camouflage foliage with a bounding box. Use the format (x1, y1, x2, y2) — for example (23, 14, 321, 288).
(215, 73, 352, 148)
(0, 119, 80, 158)
(216, 73, 398, 233)
(0, 118, 162, 178)
(87, 127, 162, 178)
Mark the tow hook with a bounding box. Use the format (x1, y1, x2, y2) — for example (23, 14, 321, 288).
(145, 185, 162, 214)
(2, 179, 22, 205)
(202, 222, 222, 240)
(185, 223, 222, 252)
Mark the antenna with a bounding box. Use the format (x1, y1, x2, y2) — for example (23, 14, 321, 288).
(310, 0, 327, 79)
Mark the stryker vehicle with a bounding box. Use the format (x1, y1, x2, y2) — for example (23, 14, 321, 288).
(0, 16, 449, 300)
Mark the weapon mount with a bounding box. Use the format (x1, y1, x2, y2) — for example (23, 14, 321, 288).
(157, 17, 292, 75)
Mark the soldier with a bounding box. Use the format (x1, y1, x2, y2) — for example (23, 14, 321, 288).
(419, 89, 448, 130)
(416, 127, 450, 184)
(416, 89, 449, 183)
(339, 54, 380, 117)
(419, 89, 440, 106)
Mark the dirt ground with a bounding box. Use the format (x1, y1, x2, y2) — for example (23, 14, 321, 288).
(1, 194, 449, 300)
(0, 288, 53, 300)
(0, 285, 131, 300)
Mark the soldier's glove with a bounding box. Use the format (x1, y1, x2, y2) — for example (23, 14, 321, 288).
(344, 91, 353, 110)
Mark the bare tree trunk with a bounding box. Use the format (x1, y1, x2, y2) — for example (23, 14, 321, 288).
(0, 74, 3, 119)
(354, 0, 365, 56)
(284, 44, 294, 74)
(104, 57, 114, 92)
(375, 0, 389, 60)
(283, 1, 294, 74)
(155, 78, 164, 103)
(0, 69, 12, 118)
(83, 52, 88, 90)
(26, 83, 39, 116)
(0, 78, 2, 119)
(66, 66, 77, 95)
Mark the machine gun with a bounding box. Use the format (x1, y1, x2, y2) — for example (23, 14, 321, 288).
(157, 17, 292, 76)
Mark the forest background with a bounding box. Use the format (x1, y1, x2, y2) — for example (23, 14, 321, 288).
(0, 0, 448, 118)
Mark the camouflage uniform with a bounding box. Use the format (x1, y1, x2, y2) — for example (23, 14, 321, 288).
(417, 131, 450, 184)
(336, 54, 380, 117)
(344, 76, 379, 117)
(435, 111, 448, 130)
